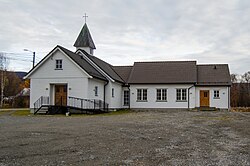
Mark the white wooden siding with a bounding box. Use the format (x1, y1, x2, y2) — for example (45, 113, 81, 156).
(129, 84, 195, 109)
(195, 86, 229, 109)
(104, 82, 123, 109)
(30, 78, 88, 108)
(88, 78, 105, 101)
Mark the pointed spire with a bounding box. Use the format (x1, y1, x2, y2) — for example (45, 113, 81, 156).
(74, 23, 96, 49)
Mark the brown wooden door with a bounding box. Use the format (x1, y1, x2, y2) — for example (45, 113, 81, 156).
(200, 90, 209, 107)
(55, 85, 67, 106)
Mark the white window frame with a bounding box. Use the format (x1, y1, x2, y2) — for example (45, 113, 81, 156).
(156, 89, 167, 101)
(55, 59, 62, 70)
(176, 88, 187, 101)
(94, 86, 98, 96)
(123, 90, 129, 106)
(137, 89, 147, 102)
(112, 88, 114, 98)
(214, 90, 220, 99)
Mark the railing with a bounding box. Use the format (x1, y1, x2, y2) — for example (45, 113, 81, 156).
(34, 96, 50, 114)
(34, 96, 109, 114)
(68, 96, 109, 112)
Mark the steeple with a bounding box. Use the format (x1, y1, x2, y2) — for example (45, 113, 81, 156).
(74, 23, 96, 55)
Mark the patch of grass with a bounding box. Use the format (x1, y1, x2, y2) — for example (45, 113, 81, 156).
(193, 116, 233, 121)
(70, 109, 132, 117)
(27, 109, 132, 117)
(103, 109, 132, 116)
(0, 110, 11, 115)
(11, 109, 31, 116)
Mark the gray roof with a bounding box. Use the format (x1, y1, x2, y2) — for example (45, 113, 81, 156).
(78, 49, 124, 83)
(197, 64, 231, 86)
(128, 61, 197, 84)
(112, 66, 133, 83)
(58, 46, 106, 81)
(73, 23, 96, 49)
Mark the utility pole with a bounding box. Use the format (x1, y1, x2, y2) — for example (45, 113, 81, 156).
(32, 51, 35, 68)
(24, 49, 35, 68)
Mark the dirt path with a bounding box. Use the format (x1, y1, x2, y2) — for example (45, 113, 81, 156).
(0, 110, 249, 165)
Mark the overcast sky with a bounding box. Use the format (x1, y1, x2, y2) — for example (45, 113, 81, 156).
(0, 0, 249, 74)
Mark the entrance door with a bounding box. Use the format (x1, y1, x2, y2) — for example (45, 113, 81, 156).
(55, 85, 67, 106)
(200, 90, 209, 107)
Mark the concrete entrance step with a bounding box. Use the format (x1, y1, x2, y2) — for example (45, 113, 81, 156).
(199, 107, 217, 111)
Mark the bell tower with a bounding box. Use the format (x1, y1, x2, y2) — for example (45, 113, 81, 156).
(74, 14, 96, 55)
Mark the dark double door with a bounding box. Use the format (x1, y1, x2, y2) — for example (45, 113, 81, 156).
(55, 85, 67, 106)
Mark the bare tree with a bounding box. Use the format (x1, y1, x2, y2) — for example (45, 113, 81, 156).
(0, 53, 9, 107)
(230, 74, 238, 83)
(242, 71, 250, 83)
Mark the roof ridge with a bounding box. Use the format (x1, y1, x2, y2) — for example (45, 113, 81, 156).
(113, 65, 133, 67)
(134, 60, 197, 63)
(197, 64, 228, 66)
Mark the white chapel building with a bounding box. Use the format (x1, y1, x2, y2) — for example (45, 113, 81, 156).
(24, 23, 231, 114)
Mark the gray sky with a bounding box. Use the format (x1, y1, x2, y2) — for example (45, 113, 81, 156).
(0, 0, 249, 74)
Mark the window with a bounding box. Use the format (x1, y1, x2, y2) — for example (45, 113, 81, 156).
(176, 89, 187, 101)
(55, 59, 62, 69)
(112, 88, 114, 97)
(94, 86, 98, 96)
(124, 90, 129, 106)
(214, 90, 220, 98)
(137, 89, 147, 101)
(156, 89, 167, 101)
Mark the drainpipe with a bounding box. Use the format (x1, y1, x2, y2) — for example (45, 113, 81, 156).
(104, 81, 108, 109)
(128, 85, 131, 109)
(188, 84, 195, 110)
(228, 86, 230, 111)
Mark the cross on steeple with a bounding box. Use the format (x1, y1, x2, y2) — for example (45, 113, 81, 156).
(83, 13, 88, 23)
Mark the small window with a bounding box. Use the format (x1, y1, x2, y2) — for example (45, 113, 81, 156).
(55, 59, 62, 69)
(137, 89, 147, 101)
(156, 89, 167, 101)
(176, 88, 187, 101)
(214, 90, 220, 98)
(112, 88, 114, 97)
(94, 86, 98, 96)
(124, 90, 129, 106)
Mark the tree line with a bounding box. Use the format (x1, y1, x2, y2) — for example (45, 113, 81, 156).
(231, 71, 250, 107)
(0, 53, 29, 108)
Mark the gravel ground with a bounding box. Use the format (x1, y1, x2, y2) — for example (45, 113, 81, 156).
(0, 110, 249, 166)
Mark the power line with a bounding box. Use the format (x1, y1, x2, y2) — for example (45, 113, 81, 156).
(0, 51, 44, 64)
(6, 57, 33, 62)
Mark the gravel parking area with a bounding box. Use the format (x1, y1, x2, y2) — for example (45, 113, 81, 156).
(0, 110, 249, 165)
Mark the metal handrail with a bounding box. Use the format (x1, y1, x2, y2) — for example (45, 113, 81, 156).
(34, 96, 50, 114)
(68, 96, 109, 111)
